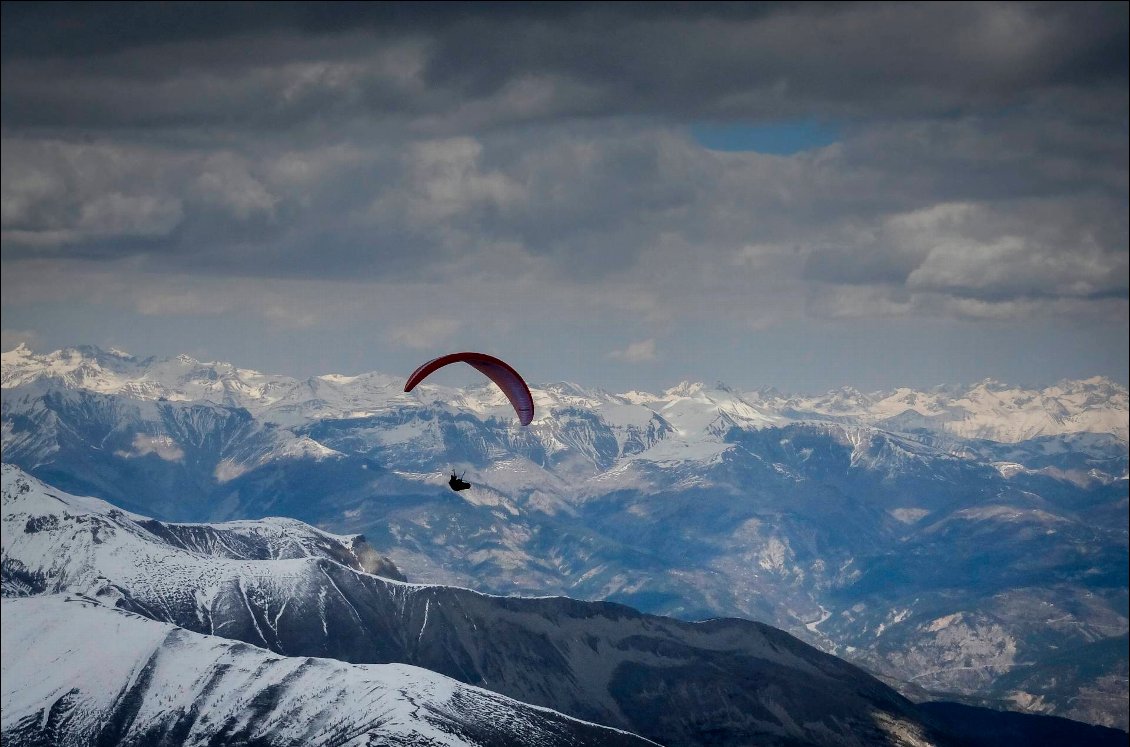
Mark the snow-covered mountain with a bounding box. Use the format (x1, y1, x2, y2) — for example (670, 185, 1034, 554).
(1, 595, 654, 747)
(3, 465, 943, 747)
(748, 377, 1128, 444)
(1, 462, 405, 598)
(5, 344, 1125, 443)
(2, 345, 1127, 731)
(8, 466, 1128, 747)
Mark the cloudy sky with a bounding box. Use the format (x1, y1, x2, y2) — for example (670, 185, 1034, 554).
(2, 2, 1127, 392)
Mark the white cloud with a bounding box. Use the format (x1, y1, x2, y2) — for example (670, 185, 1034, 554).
(77, 192, 184, 237)
(194, 155, 277, 220)
(1, 328, 38, 351)
(265, 145, 374, 192)
(907, 234, 1126, 300)
(940, 295, 1128, 322)
(134, 290, 233, 317)
(733, 242, 798, 269)
(1, 140, 188, 249)
(374, 137, 526, 226)
(388, 317, 462, 350)
(609, 339, 657, 362)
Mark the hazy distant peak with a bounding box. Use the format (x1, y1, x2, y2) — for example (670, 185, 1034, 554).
(3, 345, 1126, 442)
(664, 381, 706, 397)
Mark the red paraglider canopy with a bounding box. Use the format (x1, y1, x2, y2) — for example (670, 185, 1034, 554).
(404, 352, 535, 426)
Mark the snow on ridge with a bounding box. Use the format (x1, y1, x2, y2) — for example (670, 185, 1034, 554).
(748, 377, 1128, 443)
(0, 464, 605, 605)
(0, 462, 150, 521)
(919, 503, 1074, 534)
(1, 463, 347, 545)
(3, 345, 1126, 442)
(2, 595, 655, 747)
(1, 344, 298, 410)
(1, 464, 406, 597)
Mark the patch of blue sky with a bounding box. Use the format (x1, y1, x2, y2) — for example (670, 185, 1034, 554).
(691, 120, 840, 154)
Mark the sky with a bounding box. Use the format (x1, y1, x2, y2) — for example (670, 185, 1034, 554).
(2, 2, 1127, 393)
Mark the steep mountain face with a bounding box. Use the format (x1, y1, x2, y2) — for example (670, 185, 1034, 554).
(2, 345, 1127, 730)
(0, 465, 941, 747)
(1, 596, 654, 747)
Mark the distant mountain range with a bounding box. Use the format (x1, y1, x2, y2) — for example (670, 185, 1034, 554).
(5, 465, 1128, 746)
(3, 344, 1126, 443)
(2, 344, 1127, 732)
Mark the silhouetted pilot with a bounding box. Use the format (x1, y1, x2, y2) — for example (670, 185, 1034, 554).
(448, 470, 471, 492)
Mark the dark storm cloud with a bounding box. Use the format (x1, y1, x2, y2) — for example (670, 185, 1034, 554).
(3, 2, 1125, 131)
(0, 4, 784, 62)
(1, 1, 1127, 330)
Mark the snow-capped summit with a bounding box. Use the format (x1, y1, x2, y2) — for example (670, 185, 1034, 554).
(751, 377, 1128, 443)
(1, 344, 295, 409)
(5, 344, 1124, 442)
(1, 343, 142, 391)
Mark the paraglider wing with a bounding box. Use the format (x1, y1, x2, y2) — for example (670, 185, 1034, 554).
(404, 352, 535, 426)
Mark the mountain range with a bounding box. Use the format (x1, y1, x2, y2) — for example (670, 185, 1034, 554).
(2, 344, 1127, 733)
(6, 464, 1129, 746)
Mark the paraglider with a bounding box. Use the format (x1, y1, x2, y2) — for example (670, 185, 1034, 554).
(404, 352, 534, 426)
(405, 352, 534, 493)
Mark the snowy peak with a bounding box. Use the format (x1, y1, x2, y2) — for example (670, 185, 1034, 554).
(824, 386, 876, 412)
(754, 377, 1128, 443)
(3, 345, 1126, 443)
(1, 464, 404, 595)
(1, 344, 294, 410)
(663, 380, 706, 398)
(1, 344, 141, 391)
